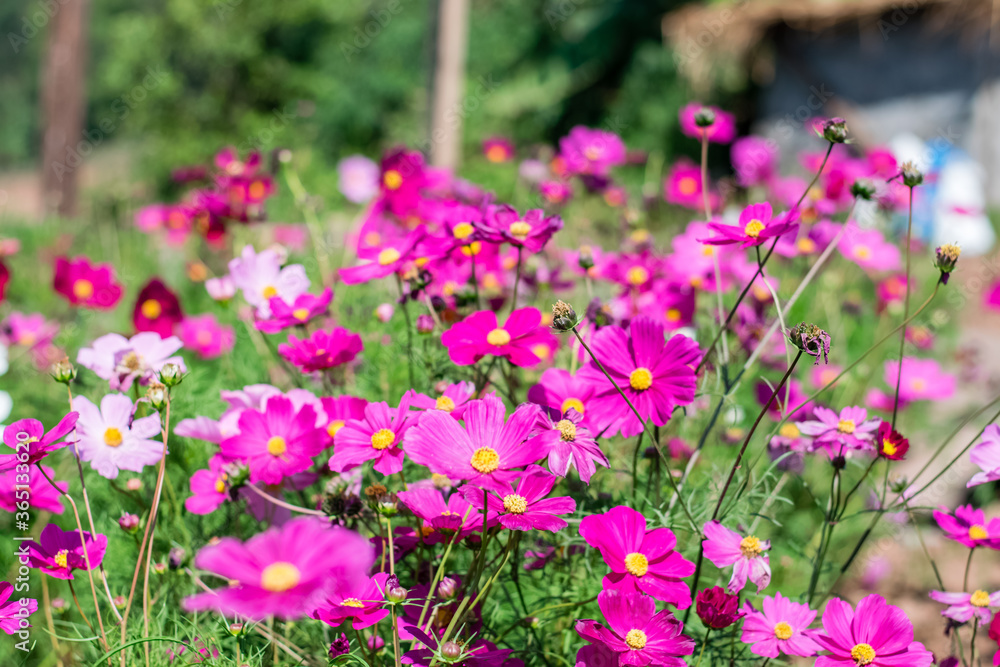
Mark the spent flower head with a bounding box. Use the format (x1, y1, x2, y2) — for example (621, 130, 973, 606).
(899, 161, 924, 187)
(934, 243, 961, 284)
(551, 300, 578, 332)
(850, 178, 876, 201)
(787, 323, 831, 365)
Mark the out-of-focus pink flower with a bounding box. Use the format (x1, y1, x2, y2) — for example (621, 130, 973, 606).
(679, 103, 736, 143)
(338, 155, 380, 204)
(178, 314, 235, 359)
(279, 328, 363, 374)
(796, 406, 879, 454)
(558, 126, 626, 176)
(482, 137, 515, 163)
(205, 275, 236, 302)
(53, 256, 124, 310)
(229, 245, 310, 318)
(837, 223, 901, 272)
(256, 288, 334, 334)
(732, 136, 778, 187)
(1, 312, 59, 350)
(929, 589, 1000, 625)
(664, 161, 717, 210)
(133, 278, 183, 338)
(969, 424, 1000, 488)
(884, 357, 955, 403)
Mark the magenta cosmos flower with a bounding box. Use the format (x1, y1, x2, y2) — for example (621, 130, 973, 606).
(477, 205, 563, 253)
(796, 406, 879, 454)
(184, 517, 373, 621)
(933, 505, 1000, 549)
(410, 381, 479, 421)
(702, 520, 771, 594)
(482, 136, 515, 163)
(255, 288, 334, 333)
(741, 592, 821, 659)
(576, 589, 694, 667)
(969, 423, 1000, 488)
(279, 327, 363, 374)
(929, 589, 1000, 625)
(462, 465, 576, 532)
(884, 357, 956, 403)
(52, 256, 124, 309)
(397, 487, 487, 544)
(73, 393, 163, 479)
(25, 524, 107, 580)
(184, 454, 232, 515)
(813, 594, 933, 667)
(579, 506, 694, 608)
(339, 225, 427, 285)
(558, 126, 626, 176)
(0, 465, 66, 514)
(77, 331, 186, 391)
(220, 395, 326, 485)
(679, 103, 736, 143)
(577, 316, 702, 439)
(527, 368, 597, 430)
(320, 395, 368, 447)
(0, 581, 37, 635)
(532, 408, 608, 484)
(702, 202, 799, 249)
(441, 307, 555, 368)
(665, 161, 716, 210)
(313, 572, 390, 630)
(177, 314, 235, 359)
(0, 412, 78, 472)
(406, 395, 542, 493)
(329, 394, 413, 476)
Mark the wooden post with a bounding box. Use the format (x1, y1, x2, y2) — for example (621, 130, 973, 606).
(429, 0, 470, 170)
(40, 0, 90, 218)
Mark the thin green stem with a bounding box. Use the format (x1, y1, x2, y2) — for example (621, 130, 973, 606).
(891, 186, 915, 428)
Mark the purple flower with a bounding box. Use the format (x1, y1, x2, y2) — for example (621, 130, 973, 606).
(77, 332, 186, 391)
(462, 465, 576, 532)
(696, 586, 744, 629)
(24, 524, 107, 580)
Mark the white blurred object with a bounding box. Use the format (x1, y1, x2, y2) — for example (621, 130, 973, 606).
(933, 157, 995, 256)
(887, 133, 931, 173)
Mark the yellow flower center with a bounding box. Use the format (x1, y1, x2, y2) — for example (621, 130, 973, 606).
(850, 643, 876, 666)
(249, 180, 266, 200)
(624, 629, 647, 650)
(677, 177, 697, 196)
(911, 378, 927, 392)
(432, 473, 450, 489)
(470, 447, 500, 473)
(72, 279, 94, 299)
(377, 248, 401, 266)
(970, 524, 988, 540)
(502, 494, 528, 514)
(626, 266, 649, 286)
(779, 423, 800, 439)
(740, 535, 762, 557)
(260, 562, 301, 592)
(486, 145, 508, 162)
(486, 329, 511, 346)
(882, 439, 897, 456)
(773, 622, 793, 640)
(383, 170, 403, 190)
(629, 367, 653, 391)
(561, 397, 585, 415)
(797, 238, 817, 253)
(140, 299, 162, 319)
(342, 597, 365, 608)
(666, 308, 682, 322)
(214, 477, 226, 494)
(262, 285, 278, 299)
(435, 396, 456, 412)
(327, 420, 345, 438)
(267, 436, 287, 456)
(370, 428, 396, 450)
(508, 221, 532, 240)
(103, 427, 124, 447)
(461, 241, 483, 257)
(744, 219, 766, 238)
(292, 308, 310, 321)
(54, 549, 69, 569)
(854, 245, 872, 260)
(453, 222, 475, 239)
(837, 419, 856, 434)
(556, 419, 577, 441)
(969, 589, 991, 607)
(624, 552, 649, 577)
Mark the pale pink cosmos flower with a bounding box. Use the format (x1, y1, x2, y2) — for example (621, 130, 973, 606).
(929, 589, 1000, 625)
(228, 245, 310, 318)
(837, 222, 901, 272)
(77, 332, 186, 392)
(177, 314, 235, 359)
(796, 406, 879, 454)
(969, 423, 1000, 488)
(702, 520, 771, 594)
(72, 393, 163, 479)
(884, 357, 956, 403)
(205, 275, 236, 302)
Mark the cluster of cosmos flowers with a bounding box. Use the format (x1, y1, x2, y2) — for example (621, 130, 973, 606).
(1, 104, 999, 667)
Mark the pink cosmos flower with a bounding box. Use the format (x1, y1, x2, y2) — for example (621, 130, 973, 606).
(255, 288, 334, 333)
(1, 311, 59, 350)
(679, 103, 736, 143)
(577, 316, 702, 439)
(406, 395, 542, 493)
(483, 137, 515, 163)
(929, 589, 1000, 625)
(77, 331, 186, 391)
(0, 465, 66, 514)
(796, 406, 879, 454)
(477, 205, 563, 253)
(24, 524, 107, 580)
(328, 395, 413, 476)
(884, 357, 955, 403)
(279, 328, 363, 374)
(410, 381, 480, 420)
(558, 126, 626, 176)
(177, 314, 235, 359)
(575, 589, 694, 667)
(702, 202, 799, 248)
(228, 245, 310, 318)
(812, 594, 933, 667)
(933, 505, 1000, 549)
(740, 592, 821, 659)
(338, 155, 380, 204)
(320, 395, 369, 447)
(205, 275, 236, 302)
(0, 412, 78, 472)
(378, 147, 426, 217)
(339, 225, 427, 285)
(53, 256, 124, 309)
(532, 408, 608, 484)
(0, 581, 37, 635)
(664, 162, 717, 210)
(579, 506, 694, 608)
(73, 393, 163, 479)
(969, 423, 1000, 488)
(184, 454, 232, 515)
(397, 487, 485, 544)
(441, 307, 555, 368)
(539, 180, 573, 205)
(702, 520, 771, 594)
(732, 136, 778, 187)
(220, 395, 326, 485)
(183, 517, 373, 621)
(527, 368, 597, 431)
(314, 572, 390, 630)
(462, 465, 576, 532)
(837, 223, 902, 272)
(133, 278, 183, 338)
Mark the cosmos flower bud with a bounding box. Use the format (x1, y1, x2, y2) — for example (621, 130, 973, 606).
(228, 622, 245, 637)
(695, 586, 744, 629)
(437, 576, 458, 600)
(119, 513, 139, 534)
(146, 382, 168, 411)
(374, 303, 395, 323)
(899, 161, 924, 188)
(153, 562, 168, 575)
(577, 245, 595, 270)
(416, 314, 435, 334)
(441, 641, 463, 661)
(159, 363, 184, 387)
(934, 243, 961, 284)
(114, 595, 126, 609)
(551, 300, 578, 332)
(126, 478, 143, 491)
(693, 107, 717, 128)
(169, 547, 186, 570)
(850, 178, 876, 201)
(820, 117, 848, 143)
(50, 358, 77, 384)
(786, 322, 831, 365)
(328, 633, 350, 659)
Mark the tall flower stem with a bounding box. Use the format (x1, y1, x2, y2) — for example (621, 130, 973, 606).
(701, 134, 729, 366)
(396, 275, 416, 388)
(510, 246, 524, 314)
(386, 516, 402, 667)
(963, 548, 975, 592)
(891, 185, 915, 429)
